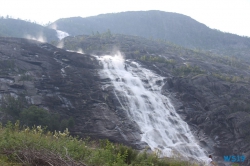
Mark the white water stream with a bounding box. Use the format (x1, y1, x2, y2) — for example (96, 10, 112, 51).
(97, 52, 207, 161)
(56, 30, 69, 40)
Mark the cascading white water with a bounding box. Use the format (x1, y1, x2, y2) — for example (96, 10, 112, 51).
(56, 30, 69, 40)
(97, 52, 207, 161)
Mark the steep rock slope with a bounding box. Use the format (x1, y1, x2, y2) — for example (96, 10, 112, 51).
(0, 37, 141, 147)
(58, 34, 250, 165)
(1, 35, 250, 164)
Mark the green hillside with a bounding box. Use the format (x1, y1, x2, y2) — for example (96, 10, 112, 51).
(0, 18, 58, 42)
(50, 10, 250, 59)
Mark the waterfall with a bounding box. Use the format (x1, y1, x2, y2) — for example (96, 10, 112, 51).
(97, 52, 207, 161)
(56, 30, 69, 40)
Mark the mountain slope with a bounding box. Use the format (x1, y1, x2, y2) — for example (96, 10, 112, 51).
(55, 34, 250, 164)
(0, 36, 141, 148)
(0, 18, 58, 42)
(1, 34, 250, 164)
(50, 10, 250, 59)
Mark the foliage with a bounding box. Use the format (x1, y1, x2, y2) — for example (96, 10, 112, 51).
(92, 29, 112, 38)
(173, 64, 204, 76)
(0, 96, 75, 131)
(0, 95, 25, 118)
(212, 72, 248, 83)
(139, 55, 175, 65)
(0, 122, 198, 166)
(21, 106, 50, 127)
(200, 51, 249, 70)
(232, 164, 239, 166)
(0, 60, 15, 75)
(52, 11, 250, 61)
(0, 17, 58, 42)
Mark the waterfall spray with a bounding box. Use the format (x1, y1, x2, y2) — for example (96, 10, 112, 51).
(97, 52, 207, 162)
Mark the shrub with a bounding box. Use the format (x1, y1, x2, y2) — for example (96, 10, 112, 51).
(21, 105, 50, 127)
(0, 96, 75, 131)
(0, 95, 25, 118)
(139, 55, 175, 65)
(173, 64, 204, 76)
(0, 122, 199, 166)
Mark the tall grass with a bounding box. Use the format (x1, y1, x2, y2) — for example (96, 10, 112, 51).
(0, 121, 198, 166)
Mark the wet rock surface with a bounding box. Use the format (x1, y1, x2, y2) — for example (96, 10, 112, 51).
(159, 75, 250, 165)
(0, 37, 141, 148)
(2, 35, 250, 165)
(137, 61, 250, 164)
(58, 34, 250, 164)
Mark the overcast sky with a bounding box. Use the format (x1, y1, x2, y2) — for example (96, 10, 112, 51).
(0, 0, 250, 37)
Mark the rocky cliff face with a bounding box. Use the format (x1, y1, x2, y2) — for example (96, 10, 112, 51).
(1, 35, 250, 165)
(58, 34, 250, 165)
(136, 58, 250, 165)
(0, 37, 141, 148)
(163, 76, 250, 164)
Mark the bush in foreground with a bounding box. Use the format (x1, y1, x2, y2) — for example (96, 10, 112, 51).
(0, 121, 198, 166)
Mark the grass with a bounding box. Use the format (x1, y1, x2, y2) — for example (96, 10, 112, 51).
(0, 121, 199, 166)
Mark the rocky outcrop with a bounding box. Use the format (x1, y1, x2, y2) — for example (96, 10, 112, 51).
(2, 35, 250, 165)
(56, 34, 250, 165)
(0, 37, 141, 148)
(160, 75, 250, 165)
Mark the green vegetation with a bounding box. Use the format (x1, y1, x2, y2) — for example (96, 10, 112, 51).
(212, 73, 235, 82)
(92, 29, 113, 38)
(0, 60, 15, 75)
(0, 60, 15, 69)
(0, 121, 198, 166)
(139, 55, 175, 65)
(55, 32, 250, 88)
(0, 96, 199, 166)
(0, 17, 58, 42)
(211, 73, 249, 83)
(0, 95, 74, 131)
(212, 55, 246, 69)
(51, 10, 250, 61)
(173, 64, 204, 76)
(232, 164, 239, 166)
(200, 51, 248, 69)
(55, 31, 176, 55)
(57, 32, 115, 53)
